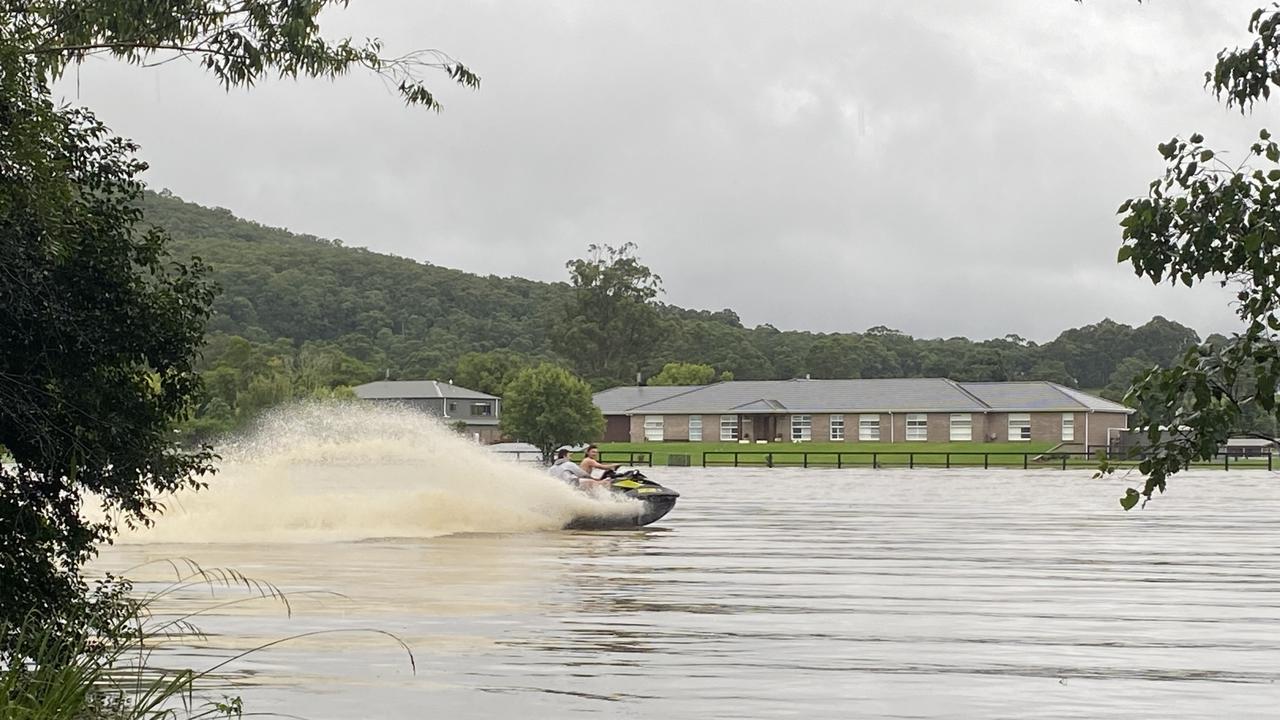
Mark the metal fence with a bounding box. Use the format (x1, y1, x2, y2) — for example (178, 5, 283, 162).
(701, 450, 1275, 471)
(601, 451, 653, 467)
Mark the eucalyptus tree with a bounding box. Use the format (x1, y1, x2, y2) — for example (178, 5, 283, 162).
(552, 243, 665, 386)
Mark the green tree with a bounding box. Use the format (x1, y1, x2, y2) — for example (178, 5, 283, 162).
(649, 362, 717, 385)
(501, 364, 604, 462)
(1106, 5, 1280, 507)
(551, 243, 664, 385)
(0, 0, 477, 640)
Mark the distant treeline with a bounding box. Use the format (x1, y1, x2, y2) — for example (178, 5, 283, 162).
(142, 192, 1248, 438)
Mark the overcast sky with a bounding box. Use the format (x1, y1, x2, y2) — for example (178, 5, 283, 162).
(57, 0, 1275, 342)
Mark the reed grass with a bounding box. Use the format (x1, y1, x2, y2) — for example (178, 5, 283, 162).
(2, 559, 414, 719)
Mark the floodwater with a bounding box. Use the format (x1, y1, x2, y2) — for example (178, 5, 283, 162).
(93, 406, 1280, 719)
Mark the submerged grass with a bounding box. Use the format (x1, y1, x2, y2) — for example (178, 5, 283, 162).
(2, 559, 414, 719)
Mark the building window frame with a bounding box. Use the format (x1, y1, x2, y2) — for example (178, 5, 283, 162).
(949, 413, 972, 442)
(791, 414, 812, 442)
(1062, 413, 1075, 442)
(830, 414, 845, 441)
(1009, 413, 1032, 441)
(905, 413, 928, 441)
(689, 415, 702, 442)
(470, 402, 493, 417)
(859, 414, 880, 441)
(720, 415, 739, 441)
(643, 415, 664, 442)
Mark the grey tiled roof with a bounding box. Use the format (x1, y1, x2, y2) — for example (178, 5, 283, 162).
(1048, 384, 1134, 413)
(594, 379, 1132, 415)
(354, 380, 499, 401)
(959, 382, 1131, 412)
(607, 378, 988, 414)
(593, 385, 706, 414)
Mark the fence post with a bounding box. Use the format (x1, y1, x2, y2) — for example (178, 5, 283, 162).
(767, 453, 773, 468)
(945, 453, 950, 469)
(1023, 454, 1028, 470)
(1062, 455, 1068, 471)
(1225, 453, 1229, 471)
(1270, 453, 1274, 472)
(803, 453, 808, 468)
(872, 453, 878, 469)
(984, 453, 989, 470)
(837, 454, 842, 469)
(909, 453, 914, 469)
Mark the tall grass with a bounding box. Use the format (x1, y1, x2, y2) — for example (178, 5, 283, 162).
(2, 560, 413, 719)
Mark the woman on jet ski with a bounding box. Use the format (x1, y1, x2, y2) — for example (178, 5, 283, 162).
(580, 444, 620, 479)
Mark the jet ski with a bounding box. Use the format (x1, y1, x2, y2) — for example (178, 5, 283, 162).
(564, 469, 680, 530)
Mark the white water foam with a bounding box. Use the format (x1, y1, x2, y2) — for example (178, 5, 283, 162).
(118, 402, 638, 544)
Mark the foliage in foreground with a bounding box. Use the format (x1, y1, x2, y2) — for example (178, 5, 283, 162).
(1, 0, 478, 644)
(2, 562, 413, 720)
(1107, 3, 1280, 507)
(0, 52, 216, 643)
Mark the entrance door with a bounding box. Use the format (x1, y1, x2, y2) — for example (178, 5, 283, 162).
(752, 416, 771, 443)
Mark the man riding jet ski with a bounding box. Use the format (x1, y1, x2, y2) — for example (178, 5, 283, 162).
(548, 446, 680, 529)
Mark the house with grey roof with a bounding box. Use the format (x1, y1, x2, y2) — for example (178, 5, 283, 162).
(593, 378, 1131, 452)
(354, 380, 503, 443)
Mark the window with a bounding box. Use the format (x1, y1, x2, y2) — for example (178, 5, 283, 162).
(949, 413, 972, 441)
(643, 416, 664, 441)
(720, 415, 739, 441)
(906, 413, 928, 441)
(470, 402, 493, 417)
(859, 414, 880, 441)
(448, 402, 457, 413)
(791, 415, 812, 442)
(1009, 413, 1031, 441)
(689, 415, 702, 442)
(830, 414, 845, 441)
(1062, 413, 1075, 441)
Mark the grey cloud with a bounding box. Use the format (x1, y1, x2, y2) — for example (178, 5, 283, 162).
(57, 0, 1263, 342)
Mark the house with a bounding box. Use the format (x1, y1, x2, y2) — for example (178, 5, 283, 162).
(594, 378, 1131, 452)
(353, 380, 503, 443)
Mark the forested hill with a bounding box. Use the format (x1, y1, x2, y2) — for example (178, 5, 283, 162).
(143, 190, 567, 375)
(142, 191, 1213, 436)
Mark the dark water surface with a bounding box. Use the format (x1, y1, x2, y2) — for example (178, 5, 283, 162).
(96, 468, 1280, 718)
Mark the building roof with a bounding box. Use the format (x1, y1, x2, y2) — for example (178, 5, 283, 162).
(592, 385, 706, 414)
(353, 380, 499, 401)
(594, 378, 1132, 415)
(958, 382, 1131, 413)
